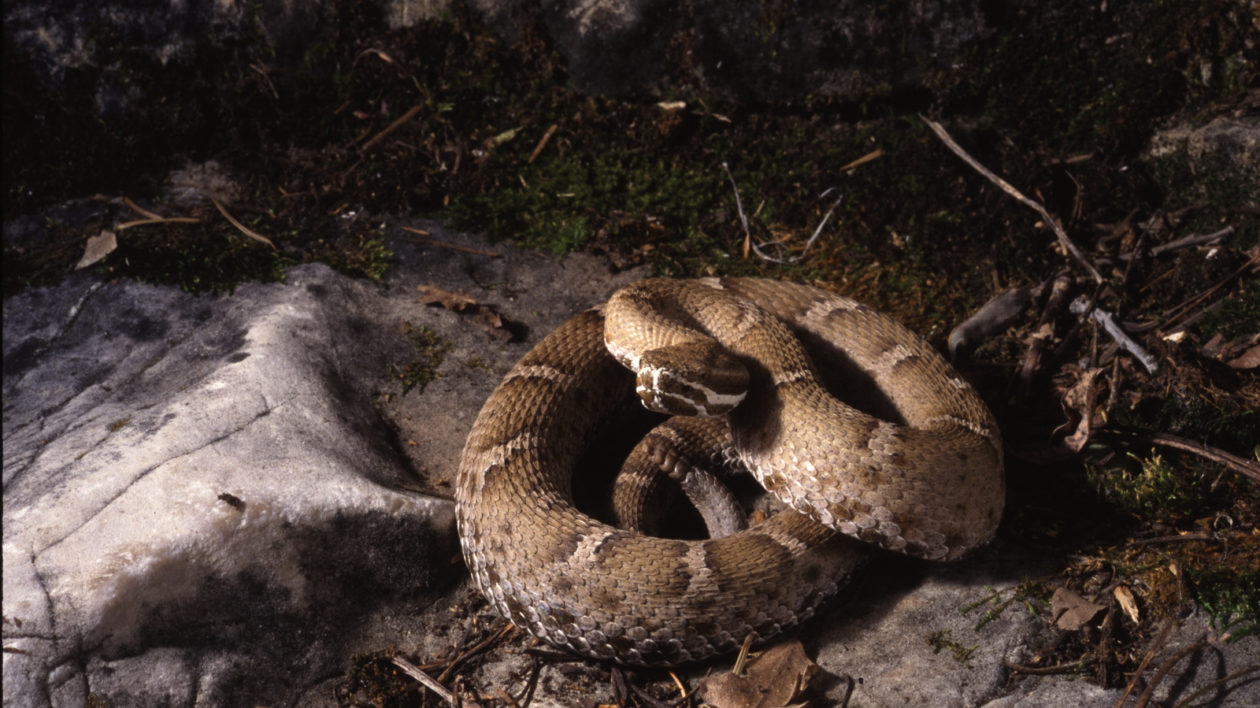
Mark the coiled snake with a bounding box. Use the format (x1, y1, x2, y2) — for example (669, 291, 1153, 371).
(455, 278, 1004, 665)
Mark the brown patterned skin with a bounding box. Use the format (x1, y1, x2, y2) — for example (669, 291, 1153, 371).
(455, 278, 1004, 666)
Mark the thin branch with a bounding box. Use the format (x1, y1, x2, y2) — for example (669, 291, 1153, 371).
(722, 162, 755, 259)
(1004, 658, 1090, 675)
(1100, 428, 1260, 484)
(1069, 296, 1159, 374)
(361, 104, 423, 152)
(527, 123, 559, 164)
(920, 115, 1103, 283)
(123, 196, 164, 220)
(391, 656, 476, 707)
(1172, 664, 1260, 708)
(210, 197, 277, 249)
(1115, 226, 1234, 262)
(117, 217, 201, 230)
(1115, 619, 1174, 708)
(722, 162, 842, 264)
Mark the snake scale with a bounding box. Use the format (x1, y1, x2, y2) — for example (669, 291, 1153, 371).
(456, 277, 1004, 665)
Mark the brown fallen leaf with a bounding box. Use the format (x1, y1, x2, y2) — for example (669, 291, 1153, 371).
(1059, 367, 1105, 452)
(417, 283, 479, 312)
(470, 307, 513, 343)
(1051, 587, 1106, 631)
(75, 230, 117, 270)
(698, 641, 820, 708)
(1114, 585, 1140, 624)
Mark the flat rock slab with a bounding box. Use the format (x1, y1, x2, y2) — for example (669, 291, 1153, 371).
(4, 222, 1255, 706)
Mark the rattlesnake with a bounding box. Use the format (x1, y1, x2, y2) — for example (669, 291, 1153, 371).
(455, 278, 1004, 665)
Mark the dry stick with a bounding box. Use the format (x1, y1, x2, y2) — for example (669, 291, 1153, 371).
(722, 162, 843, 264)
(116, 217, 201, 230)
(1172, 664, 1260, 708)
(391, 656, 470, 707)
(210, 197, 277, 249)
(1101, 428, 1260, 484)
(1069, 296, 1160, 374)
(1114, 226, 1234, 262)
(722, 162, 755, 259)
(398, 226, 502, 257)
(1115, 619, 1174, 708)
(1132, 635, 1215, 708)
(920, 115, 1103, 284)
(123, 196, 164, 220)
(361, 104, 424, 153)
(528, 123, 559, 164)
(1003, 658, 1090, 675)
(1154, 253, 1259, 334)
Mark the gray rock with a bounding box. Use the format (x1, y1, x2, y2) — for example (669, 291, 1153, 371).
(1, 221, 643, 706)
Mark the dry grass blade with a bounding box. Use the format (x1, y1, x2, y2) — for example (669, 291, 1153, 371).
(920, 115, 1103, 283)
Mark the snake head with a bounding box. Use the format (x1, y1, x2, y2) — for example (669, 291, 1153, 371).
(634, 341, 749, 417)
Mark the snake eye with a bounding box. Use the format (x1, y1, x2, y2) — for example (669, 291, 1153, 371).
(635, 343, 748, 417)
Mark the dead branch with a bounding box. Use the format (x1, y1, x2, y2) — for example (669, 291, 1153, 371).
(361, 104, 423, 153)
(920, 116, 1104, 284)
(1069, 296, 1159, 374)
(1099, 428, 1260, 484)
(210, 197, 277, 249)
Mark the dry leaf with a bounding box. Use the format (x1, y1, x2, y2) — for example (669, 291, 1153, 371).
(417, 284, 478, 312)
(698, 641, 820, 708)
(1060, 368, 1105, 452)
(1051, 587, 1106, 631)
(1114, 585, 1140, 624)
(471, 308, 513, 343)
(75, 230, 117, 270)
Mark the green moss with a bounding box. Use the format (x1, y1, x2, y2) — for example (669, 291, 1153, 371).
(104, 222, 287, 294)
(1090, 452, 1215, 521)
(927, 629, 978, 663)
(326, 233, 394, 281)
(393, 323, 451, 395)
(1190, 565, 1259, 640)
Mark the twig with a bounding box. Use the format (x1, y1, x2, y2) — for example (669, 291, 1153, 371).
(391, 656, 476, 707)
(1172, 664, 1260, 708)
(210, 197, 277, 249)
(117, 217, 201, 230)
(1115, 619, 1174, 708)
(528, 123, 559, 164)
(399, 226, 502, 257)
(723, 162, 842, 264)
(920, 115, 1103, 284)
(1069, 296, 1159, 374)
(797, 188, 845, 261)
(1115, 226, 1234, 262)
(1127, 532, 1220, 546)
(1004, 657, 1090, 675)
(722, 162, 754, 259)
(1154, 253, 1259, 335)
(1099, 428, 1260, 483)
(1133, 635, 1214, 708)
(123, 196, 164, 220)
(361, 104, 423, 152)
